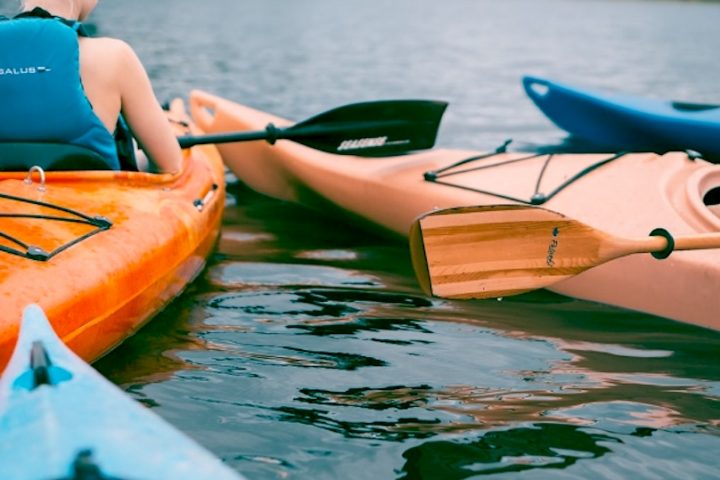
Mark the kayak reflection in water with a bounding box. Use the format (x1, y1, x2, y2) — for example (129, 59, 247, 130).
(399, 423, 619, 479)
(0, 0, 181, 173)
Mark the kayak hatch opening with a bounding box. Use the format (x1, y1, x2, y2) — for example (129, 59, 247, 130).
(12, 341, 73, 391)
(703, 187, 720, 207)
(702, 186, 720, 222)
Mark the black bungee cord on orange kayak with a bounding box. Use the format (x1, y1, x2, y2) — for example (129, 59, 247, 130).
(0, 192, 112, 261)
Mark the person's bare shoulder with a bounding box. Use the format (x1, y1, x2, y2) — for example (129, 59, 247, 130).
(79, 37, 145, 86)
(80, 36, 135, 63)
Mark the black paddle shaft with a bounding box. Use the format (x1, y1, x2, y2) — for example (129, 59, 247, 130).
(177, 99, 448, 156)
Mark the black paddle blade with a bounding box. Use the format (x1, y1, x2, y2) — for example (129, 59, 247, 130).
(284, 99, 448, 156)
(177, 99, 448, 156)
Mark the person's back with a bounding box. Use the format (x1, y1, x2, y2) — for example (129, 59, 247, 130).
(0, 0, 181, 173)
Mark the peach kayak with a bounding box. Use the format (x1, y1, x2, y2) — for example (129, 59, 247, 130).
(189, 90, 720, 331)
(0, 100, 225, 370)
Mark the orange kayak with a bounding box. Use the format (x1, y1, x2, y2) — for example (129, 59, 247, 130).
(0, 100, 225, 370)
(189, 90, 720, 331)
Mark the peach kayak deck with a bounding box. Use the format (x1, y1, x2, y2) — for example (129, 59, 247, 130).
(189, 90, 720, 331)
(0, 100, 226, 370)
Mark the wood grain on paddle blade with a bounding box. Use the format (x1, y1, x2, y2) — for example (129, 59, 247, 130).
(410, 205, 652, 299)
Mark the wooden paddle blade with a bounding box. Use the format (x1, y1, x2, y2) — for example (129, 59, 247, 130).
(410, 205, 643, 300)
(287, 99, 448, 156)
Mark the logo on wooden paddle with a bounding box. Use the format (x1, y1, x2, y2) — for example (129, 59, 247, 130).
(546, 227, 560, 267)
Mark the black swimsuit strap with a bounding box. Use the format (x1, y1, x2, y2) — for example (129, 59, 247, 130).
(12, 7, 90, 36)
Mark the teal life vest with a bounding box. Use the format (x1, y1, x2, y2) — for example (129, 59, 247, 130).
(0, 10, 121, 170)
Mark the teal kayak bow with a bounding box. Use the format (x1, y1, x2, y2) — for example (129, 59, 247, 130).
(0, 305, 245, 480)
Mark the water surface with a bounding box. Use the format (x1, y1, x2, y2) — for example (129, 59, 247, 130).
(67, 0, 720, 478)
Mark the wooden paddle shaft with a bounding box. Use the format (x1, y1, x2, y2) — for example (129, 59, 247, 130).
(674, 233, 720, 250)
(647, 230, 720, 256)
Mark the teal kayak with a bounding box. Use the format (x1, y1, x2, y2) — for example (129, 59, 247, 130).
(523, 75, 720, 161)
(0, 304, 245, 480)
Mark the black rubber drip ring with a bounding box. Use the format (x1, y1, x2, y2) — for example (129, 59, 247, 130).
(265, 123, 280, 145)
(649, 228, 675, 260)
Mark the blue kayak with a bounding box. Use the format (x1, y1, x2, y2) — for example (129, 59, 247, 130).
(0, 305, 245, 480)
(523, 75, 720, 160)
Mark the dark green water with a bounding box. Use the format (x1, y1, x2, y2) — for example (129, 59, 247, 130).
(95, 182, 720, 479)
(10, 0, 719, 477)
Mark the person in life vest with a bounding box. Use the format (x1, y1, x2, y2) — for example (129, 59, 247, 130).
(0, 0, 181, 172)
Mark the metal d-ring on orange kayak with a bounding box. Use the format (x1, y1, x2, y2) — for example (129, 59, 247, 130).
(0, 99, 226, 370)
(188, 90, 720, 331)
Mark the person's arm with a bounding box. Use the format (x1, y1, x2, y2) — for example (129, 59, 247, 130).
(116, 41, 182, 173)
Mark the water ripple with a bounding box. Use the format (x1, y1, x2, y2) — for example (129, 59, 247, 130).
(83, 0, 720, 478)
(208, 262, 384, 289)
